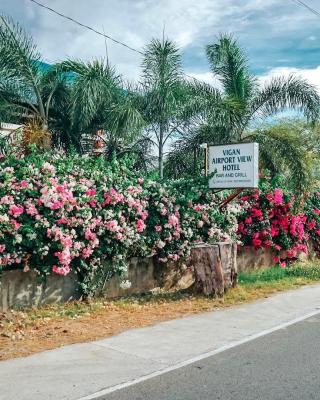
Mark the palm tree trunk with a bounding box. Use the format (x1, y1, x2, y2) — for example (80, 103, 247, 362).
(159, 124, 164, 179)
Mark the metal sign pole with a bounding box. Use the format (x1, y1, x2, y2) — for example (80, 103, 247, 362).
(200, 143, 208, 177)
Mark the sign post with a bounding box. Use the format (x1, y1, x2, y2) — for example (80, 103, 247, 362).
(200, 143, 208, 177)
(208, 142, 259, 189)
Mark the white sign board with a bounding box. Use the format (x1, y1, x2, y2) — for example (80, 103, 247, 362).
(208, 142, 259, 189)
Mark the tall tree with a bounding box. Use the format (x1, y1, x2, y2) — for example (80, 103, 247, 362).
(138, 38, 188, 178)
(168, 34, 320, 191)
(53, 59, 144, 154)
(0, 15, 59, 137)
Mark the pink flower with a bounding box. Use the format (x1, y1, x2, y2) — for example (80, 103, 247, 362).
(252, 238, 262, 248)
(85, 188, 96, 196)
(11, 219, 21, 231)
(155, 225, 162, 232)
(314, 208, 320, 215)
(50, 201, 63, 210)
(85, 229, 96, 241)
(0, 244, 5, 253)
(263, 240, 272, 248)
(52, 265, 70, 276)
(61, 235, 73, 247)
(9, 204, 24, 217)
(90, 199, 97, 207)
(20, 180, 28, 188)
(270, 225, 279, 237)
(251, 208, 263, 219)
(115, 233, 123, 240)
(244, 217, 252, 224)
(160, 207, 168, 216)
(136, 219, 146, 232)
(168, 214, 179, 227)
(139, 210, 148, 221)
(240, 195, 250, 202)
(273, 256, 280, 264)
(273, 188, 283, 205)
(57, 218, 68, 225)
(280, 261, 286, 268)
(286, 248, 297, 258)
(82, 247, 93, 259)
(307, 220, 316, 230)
(106, 220, 119, 232)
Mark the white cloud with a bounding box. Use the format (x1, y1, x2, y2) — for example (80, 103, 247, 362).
(1, 0, 320, 83)
(3, 0, 280, 80)
(186, 72, 223, 90)
(259, 66, 320, 92)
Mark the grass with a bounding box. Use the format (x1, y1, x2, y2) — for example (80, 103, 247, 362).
(1, 261, 320, 360)
(238, 262, 320, 285)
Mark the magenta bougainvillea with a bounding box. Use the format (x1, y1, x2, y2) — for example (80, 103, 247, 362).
(237, 175, 320, 267)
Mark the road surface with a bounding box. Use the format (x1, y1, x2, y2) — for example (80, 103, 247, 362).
(102, 314, 320, 400)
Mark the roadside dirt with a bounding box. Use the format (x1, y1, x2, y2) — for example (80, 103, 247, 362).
(0, 279, 312, 361)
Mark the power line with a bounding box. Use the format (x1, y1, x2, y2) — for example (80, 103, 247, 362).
(27, 0, 205, 84)
(290, 0, 320, 18)
(27, 0, 143, 55)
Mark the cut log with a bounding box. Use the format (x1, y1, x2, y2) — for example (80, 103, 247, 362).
(189, 242, 237, 296)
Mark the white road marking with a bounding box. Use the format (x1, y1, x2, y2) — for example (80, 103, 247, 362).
(76, 309, 320, 400)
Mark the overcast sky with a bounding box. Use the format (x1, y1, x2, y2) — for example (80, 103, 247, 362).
(2, 0, 320, 89)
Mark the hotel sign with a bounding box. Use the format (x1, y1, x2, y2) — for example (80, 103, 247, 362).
(208, 143, 259, 189)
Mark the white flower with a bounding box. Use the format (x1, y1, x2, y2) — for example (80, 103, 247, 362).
(157, 240, 166, 249)
(15, 234, 23, 243)
(120, 280, 132, 289)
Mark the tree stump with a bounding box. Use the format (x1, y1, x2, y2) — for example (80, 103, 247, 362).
(189, 242, 237, 296)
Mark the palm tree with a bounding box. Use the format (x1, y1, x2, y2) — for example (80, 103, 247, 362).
(0, 15, 60, 140)
(0, 15, 144, 155)
(52, 59, 144, 154)
(138, 38, 194, 178)
(168, 34, 320, 191)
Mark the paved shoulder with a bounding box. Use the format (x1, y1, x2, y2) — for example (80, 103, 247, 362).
(0, 284, 320, 400)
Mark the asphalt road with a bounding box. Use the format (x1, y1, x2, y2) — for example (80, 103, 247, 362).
(101, 314, 320, 400)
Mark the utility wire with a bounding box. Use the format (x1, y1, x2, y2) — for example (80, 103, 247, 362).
(290, 0, 320, 18)
(28, 0, 143, 54)
(27, 0, 206, 84)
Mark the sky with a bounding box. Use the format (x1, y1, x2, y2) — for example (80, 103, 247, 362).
(2, 0, 320, 89)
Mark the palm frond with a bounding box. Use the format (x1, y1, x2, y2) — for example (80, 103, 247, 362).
(0, 15, 44, 118)
(250, 75, 320, 122)
(206, 34, 256, 102)
(141, 38, 183, 89)
(246, 126, 314, 193)
(55, 59, 122, 131)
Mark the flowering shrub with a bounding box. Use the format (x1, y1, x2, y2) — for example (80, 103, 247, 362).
(143, 178, 239, 263)
(237, 175, 308, 267)
(0, 150, 237, 294)
(304, 191, 320, 253)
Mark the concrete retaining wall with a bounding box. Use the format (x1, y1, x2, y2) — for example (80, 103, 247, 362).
(0, 243, 236, 311)
(237, 242, 317, 272)
(0, 257, 156, 311)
